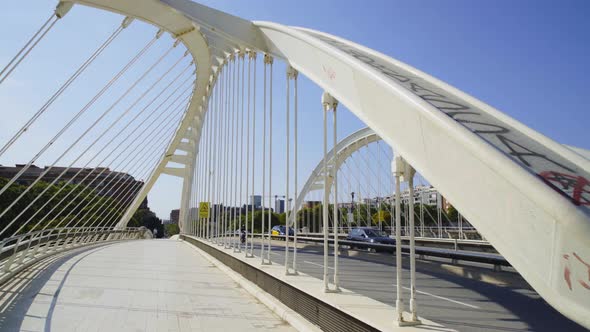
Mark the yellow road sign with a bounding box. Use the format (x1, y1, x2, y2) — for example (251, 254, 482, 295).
(199, 202, 210, 218)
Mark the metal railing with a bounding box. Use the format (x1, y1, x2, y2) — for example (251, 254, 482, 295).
(313, 226, 485, 241)
(0, 226, 146, 284)
(214, 232, 506, 269)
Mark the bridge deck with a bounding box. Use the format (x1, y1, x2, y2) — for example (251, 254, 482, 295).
(0, 239, 296, 332)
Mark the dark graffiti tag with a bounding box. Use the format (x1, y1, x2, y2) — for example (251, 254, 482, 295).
(303, 30, 589, 213)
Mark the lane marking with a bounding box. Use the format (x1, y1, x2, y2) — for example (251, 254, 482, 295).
(304, 260, 334, 270)
(393, 283, 480, 309)
(247, 242, 480, 309)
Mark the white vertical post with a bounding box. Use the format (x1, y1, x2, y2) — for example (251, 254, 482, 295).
(292, 68, 299, 273)
(420, 189, 424, 237)
(407, 164, 419, 323)
(393, 155, 404, 323)
(285, 65, 291, 274)
(223, 57, 230, 248)
(207, 81, 214, 241)
(459, 212, 463, 239)
(266, 54, 273, 264)
(322, 97, 329, 292)
(231, 52, 238, 250)
(249, 51, 257, 257)
(261, 54, 271, 265)
(321, 91, 337, 293)
(244, 52, 251, 255)
(236, 51, 245, 252)
(231, 51, 238, 251)
(332, 100, 340, 291)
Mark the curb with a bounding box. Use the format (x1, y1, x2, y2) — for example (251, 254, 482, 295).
(181, 239, 323, 332)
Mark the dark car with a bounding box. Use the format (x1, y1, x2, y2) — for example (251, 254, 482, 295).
(346, 227, 395, 252)
(271, 225, 295, 237)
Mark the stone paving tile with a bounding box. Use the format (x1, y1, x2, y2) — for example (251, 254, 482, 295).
(0, 240, 296, 332)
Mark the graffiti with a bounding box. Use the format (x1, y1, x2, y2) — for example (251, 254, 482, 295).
(563, 252, 590, 291)
(541, 171, 590, 206)
(322, 65, 336, 81)
(305, 30, 589, 212)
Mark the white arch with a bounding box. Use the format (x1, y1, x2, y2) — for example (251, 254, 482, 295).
(65, 0, 590, 327)
(293, 127, 380, 215)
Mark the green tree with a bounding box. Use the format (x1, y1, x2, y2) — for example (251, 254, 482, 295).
(165, 223, 180, 236)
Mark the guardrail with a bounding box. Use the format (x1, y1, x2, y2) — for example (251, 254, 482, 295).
(0, 226, 146, 285)
(314, 226, 485, 240)
(299, 232, 495, 253)
(219, 232, 509, 270)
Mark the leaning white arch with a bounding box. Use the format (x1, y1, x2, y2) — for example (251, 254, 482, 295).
(293, 127, 380, 216)
(67, 0, 589, 327)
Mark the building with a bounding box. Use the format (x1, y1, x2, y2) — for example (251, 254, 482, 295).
(0, 164, 148, 209)
(170, 209, 180, 224)
(250, 195, 262, 209)
(274, 199, 285, 214)
(382, 186, 440, 206)
(303, 201, 321, 209)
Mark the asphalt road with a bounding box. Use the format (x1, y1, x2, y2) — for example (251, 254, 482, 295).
(226, 238, 588, 332)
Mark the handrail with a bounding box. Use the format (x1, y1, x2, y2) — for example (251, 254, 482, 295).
(0, 226, 146, 286)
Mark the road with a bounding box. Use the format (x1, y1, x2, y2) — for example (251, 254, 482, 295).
(223, 238, 587, 332)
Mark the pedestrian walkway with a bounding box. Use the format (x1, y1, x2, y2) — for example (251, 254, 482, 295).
(0, 239, 297, 332)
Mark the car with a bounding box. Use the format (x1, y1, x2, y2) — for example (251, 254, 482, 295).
(346, 227, 395, 252)
(270, 225, 295, 237)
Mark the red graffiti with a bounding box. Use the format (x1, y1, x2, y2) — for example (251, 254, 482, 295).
(564, 254, 573, 290)
(322, 65, 336, 81)
(540, 171, 590, 206)
(563, 252, 590, 291)
(573, 253, 590, 290)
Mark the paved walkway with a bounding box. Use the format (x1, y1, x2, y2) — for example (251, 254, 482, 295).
(0, 239, 296, 332)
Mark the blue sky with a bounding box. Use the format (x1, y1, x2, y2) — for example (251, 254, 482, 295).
(0, 1, 588, 219)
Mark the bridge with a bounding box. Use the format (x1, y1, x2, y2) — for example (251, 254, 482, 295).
(0, 1, 588, 331)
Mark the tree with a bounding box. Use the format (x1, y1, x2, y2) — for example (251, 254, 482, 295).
(139, 210, 164, 238)
(0, 176, 147, 240)
(165, 223, 180, 237)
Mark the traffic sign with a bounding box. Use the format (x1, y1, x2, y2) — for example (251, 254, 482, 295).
(199, 202, 210, 218)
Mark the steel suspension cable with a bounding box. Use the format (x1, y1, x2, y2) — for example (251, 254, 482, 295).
(48, 90, 192, 231)
(26, 82, 193, 233)
(0, 52, 189, 234)
(0, 17, 133, 157)
(56, 88, 193, 230)
(13, 69, 192, 234)
(0, 42, 182, 212)
(0, 13, 57, 85)
(98, 93, 193, 230)
(88, 101, 191, 229)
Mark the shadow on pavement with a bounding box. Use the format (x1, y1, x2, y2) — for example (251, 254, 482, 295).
(0, 243, 117, 332)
